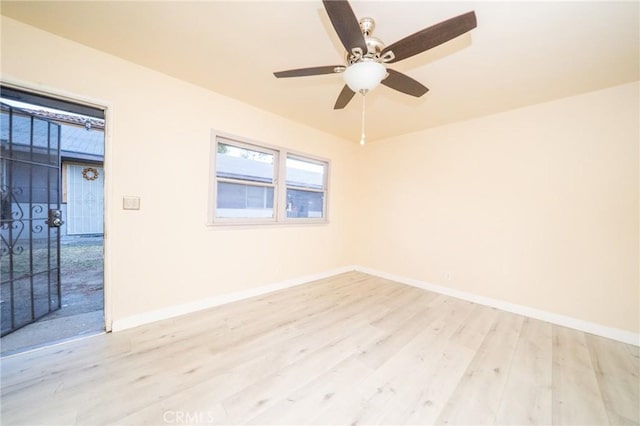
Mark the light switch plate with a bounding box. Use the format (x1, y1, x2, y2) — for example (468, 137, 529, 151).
(123, 196, 140, 210)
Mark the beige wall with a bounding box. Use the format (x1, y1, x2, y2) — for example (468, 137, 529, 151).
(355, 81, 639, 334)
(2, 16, 638, 336)
(1, 17, 359, 324)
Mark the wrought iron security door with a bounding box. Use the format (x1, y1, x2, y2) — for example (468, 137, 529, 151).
(1, 103, 63, 336)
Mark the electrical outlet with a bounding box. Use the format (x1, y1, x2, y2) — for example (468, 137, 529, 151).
(446, 272, 452, 281)
(123, 196, 140, 210)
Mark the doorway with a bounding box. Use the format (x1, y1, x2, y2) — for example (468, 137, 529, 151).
(0, 86, 105, 355)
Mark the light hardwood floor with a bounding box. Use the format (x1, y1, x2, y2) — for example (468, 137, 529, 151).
(1, 272, 638, 425)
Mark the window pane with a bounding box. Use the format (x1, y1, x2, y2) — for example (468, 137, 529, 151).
(217, 142, 274, 183)
(217, 182, 274, 218)
(286, 156, 324, 189)
(286, 189, 324, 218)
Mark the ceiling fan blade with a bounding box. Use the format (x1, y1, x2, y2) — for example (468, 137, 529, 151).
(334, 85, 356, 109)
(274, 65, 344, 78)
(381, 69, 429, 97)
(382, 11, 477, 63)
(322, 0, 368, 54)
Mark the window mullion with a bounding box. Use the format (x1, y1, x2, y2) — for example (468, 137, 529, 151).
(285, 186, 325, 193)
(276, 150, 287, 221)
(217, 177, 274, 188)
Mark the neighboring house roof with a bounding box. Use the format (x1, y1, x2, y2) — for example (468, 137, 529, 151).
(60, 125, 104, 158)
(10, 106, 105, 130)
(1, 103, 104, 162)
(217, 155, 323, 189)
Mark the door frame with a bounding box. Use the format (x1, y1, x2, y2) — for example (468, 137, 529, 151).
(1, 79, 113, 332)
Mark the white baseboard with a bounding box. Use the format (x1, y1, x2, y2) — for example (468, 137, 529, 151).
(355, 266, 639, 347)
(112, 264, 638, 347)
(111, 265, 356, 332)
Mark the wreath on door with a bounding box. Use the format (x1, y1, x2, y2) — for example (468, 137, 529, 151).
(82, 167, 99, 181)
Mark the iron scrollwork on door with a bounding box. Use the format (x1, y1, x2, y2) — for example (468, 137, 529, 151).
(1, 185, 24, 256)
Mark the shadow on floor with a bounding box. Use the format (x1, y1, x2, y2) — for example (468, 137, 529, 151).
(1, 235, 104, 356)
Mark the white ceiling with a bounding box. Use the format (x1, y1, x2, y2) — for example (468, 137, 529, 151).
(2, 1, 638, 142)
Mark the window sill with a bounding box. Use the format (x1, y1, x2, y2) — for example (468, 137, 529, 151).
(206, 219, 329, 229)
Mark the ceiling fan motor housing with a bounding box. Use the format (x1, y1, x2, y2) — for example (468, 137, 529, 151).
(345, 17, 386, 64)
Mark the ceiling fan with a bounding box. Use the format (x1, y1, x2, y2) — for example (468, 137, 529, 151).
(273, 0, 477, 112)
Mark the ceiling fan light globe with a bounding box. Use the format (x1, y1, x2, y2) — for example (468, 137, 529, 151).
(343, 61, 386, 93)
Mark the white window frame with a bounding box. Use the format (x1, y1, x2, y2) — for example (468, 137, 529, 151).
(208, 130, 329, 226)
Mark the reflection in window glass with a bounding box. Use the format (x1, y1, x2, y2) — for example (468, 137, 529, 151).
(216, 143, 274, 184)
(217, 182, 274, 218)
(286, 156, 324, 189)
(286, 189, 324, 218)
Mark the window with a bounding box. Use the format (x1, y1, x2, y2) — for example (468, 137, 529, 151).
(215, 142, 276, 219)
(286, 156, 325, 219)
(209, 131, 329, 225)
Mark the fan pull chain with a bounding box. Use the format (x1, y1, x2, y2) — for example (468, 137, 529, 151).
(359, 92, 366, 145)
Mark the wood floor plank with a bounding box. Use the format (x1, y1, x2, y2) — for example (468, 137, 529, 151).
(243, 293, 444, 424)
(376, 297, 479, 425)
(586, 334, 640, 425)
(328, 301, 500, 426)
(327, 297, 478, 426)
(495, 317, 553, 425)
(245, 356, 372, 425)
(434, 310, 524, 425)
(306, 296, 455, 426)
(219, 281, 418, 423)
(552, 325, 611, 425)
(220, 320, 382, 423)
(356, 294, 445, 371)
(111, 317, 373, 425)
(397, 304, 501, 425)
